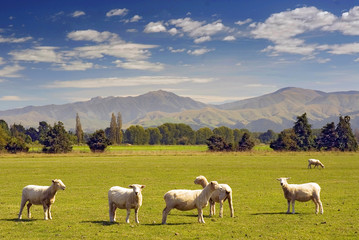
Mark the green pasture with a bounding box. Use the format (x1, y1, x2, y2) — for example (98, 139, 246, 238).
(0, 149, 358, 239)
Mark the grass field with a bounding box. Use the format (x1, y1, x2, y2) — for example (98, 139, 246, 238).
(0, 148, 358, 239)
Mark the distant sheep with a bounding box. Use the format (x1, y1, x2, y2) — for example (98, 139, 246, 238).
(277, 177, 323, 214)
(308, 159, 325, 169)
(18, 179, 66, 220)
(108, 184, 145, 223)
(194, 175, 234, 218)
(162, 181, 221, 224)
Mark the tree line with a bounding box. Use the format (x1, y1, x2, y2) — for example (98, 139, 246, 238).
(0, 112, 357, 153)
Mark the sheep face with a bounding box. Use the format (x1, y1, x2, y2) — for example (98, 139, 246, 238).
(52, 179, 66, 190)
(194, 176, 205, 185)
(129, 184, 145, 196)
(210, 181, 221, 191)
(277, 177, 290, 187)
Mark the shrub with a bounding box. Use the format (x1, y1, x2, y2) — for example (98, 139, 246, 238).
(87, 130, 111, 152)
(206, 135, 233, 152)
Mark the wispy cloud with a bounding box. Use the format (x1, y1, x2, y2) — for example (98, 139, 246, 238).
(0, 96, 24, 101)
(235, 18, 252, 26)
(187, 48, 214, 56)
(106, 8, 129, 17)
(72, 11, 85, 18)
(0, 35, 32, 43)
(0, 64, 24, 78)
(45, 76, 214, 88)
(113, 60, 164, 71)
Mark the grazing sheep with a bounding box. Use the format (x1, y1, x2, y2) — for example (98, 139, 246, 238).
(194, 175, 234, 218)
(18, 179, 66, 220)
(277, 177, 323, 214)
(108, 184, 145, 223)
(308, 159, 325, 169)
(162, 181, 221, 224)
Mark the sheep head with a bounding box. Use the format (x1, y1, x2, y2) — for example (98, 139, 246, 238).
(52, 179, 66, 190)
(209, 181, 220, 191)
(129, 184, 145, 196)
(194, 175, 208, 186)
(276, 177, 290, 187)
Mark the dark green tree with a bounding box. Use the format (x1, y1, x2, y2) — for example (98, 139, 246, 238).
(0, 125, 10, 151)
(316, 122, 337, 150)
(146, 127, 162, 145)
(206, 135, 233, 152)
(125, 125, 149, 145)
(25, 127, 39, 142)
(42, 121, 73, 153)
(336, 116, 358, 151)
(195, 127, 213, 144)
(293, 113, 315, 151)
(5, 137, 29, 153)
(0, 120, 9, 134)
(213, 126, 234, 146)
(258, 130, 277, 144)
(38, 121, 50, 144)
(75, 113, 84, 144)
(158, 123, 177, 145)
(270, 129, 298, 151)
(237, 132, 255, 151)
(87, 129, 111, 152)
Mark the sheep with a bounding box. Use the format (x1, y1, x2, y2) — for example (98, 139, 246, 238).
(108, 184, 145, 224)
(18, 179, 66, 220)
(194, 175, 234, 218)
(308, 159, 325, 169)
(162, 181, 221, 224)
(277, 177, 323, 214)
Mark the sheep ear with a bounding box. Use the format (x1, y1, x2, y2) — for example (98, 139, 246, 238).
(141, 185, 146, 189)
(276, 178, 281, 181)
(286, 177, 291, 180)
(128, 185, 134, 188)
(52, 179, 55, 183)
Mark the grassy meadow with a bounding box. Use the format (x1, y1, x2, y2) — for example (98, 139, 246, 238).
(0, 147, 358, 239)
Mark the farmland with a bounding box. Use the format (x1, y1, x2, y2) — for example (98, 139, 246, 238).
(0, 148, 358, 239)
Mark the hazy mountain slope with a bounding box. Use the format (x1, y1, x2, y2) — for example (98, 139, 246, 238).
(1, 87, 359, 132)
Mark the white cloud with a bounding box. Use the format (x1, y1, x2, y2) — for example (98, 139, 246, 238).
(168, 47, 186, 53)
(169, 18, 230, 39)
(187, 48, 213, 56)
(324, 43, 359, 54)
(9, 46, 63, 63)
(194, 36, 211, 43)
(130, 15, 142, 22)
(0, 35, 32, 43)
(144, 21, 167, 33)
(251, 7, 336, 56)
(72, 11, 85, 18)
(56, 61, 94, 71)
(67, 30, 120, 42)
(126, 29, 138, 33)
(168, 28, 178, 35)
(223, 36, 236, 41)
(0, 57, 5, 65)
(0, 64, 24, 78)
(316, 58, 331, 63)
(45, 76, 213, 88)
(114, 60, 164, 71)
(106, 8, 128, 17)
(235, 18, 252, 26)
(323, 6, 359, 35)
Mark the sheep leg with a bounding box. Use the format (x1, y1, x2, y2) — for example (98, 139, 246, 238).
(286, 200, 291, 213)
(228, 193, 234, 217)
(109, 202, 116, 222)
(308, 164, 311, 169)
(209, 200, 214, 217)
(43, 203, 49, 220)
(135, 208, 139, 224)
(291, 200, 295, 214)
(126, 208, 131, 223)
(48, 205, 52, 220)
(313, 198, 324, 214)
(219, 200, 224, 218)
(18, 199, 27, 219)
(198, 207, 205, 223)
(27, 203, 32, 218)
(162, 206, 171, 224)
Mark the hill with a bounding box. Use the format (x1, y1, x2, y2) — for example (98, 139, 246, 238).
(1, 87, 359, 132)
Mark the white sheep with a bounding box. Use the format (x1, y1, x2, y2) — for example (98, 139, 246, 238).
(308, 159, 325, 169)
(277, 177, 323, 214)
(162, 181, 220, 224)
(194, 175, 234, 218)
(108, 184, 145, 223)
(18, 179, 66, 220)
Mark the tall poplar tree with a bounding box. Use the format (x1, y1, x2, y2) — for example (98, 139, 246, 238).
(293, 113, 314, 151)
(109, 113, 117, 144)
(75, 113, 84, 144)
(336, 115, 358, 151)
(117, 112, 123, 144)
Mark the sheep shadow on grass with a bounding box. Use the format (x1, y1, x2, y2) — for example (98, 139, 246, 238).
(81, 220, 118, 226)
(3, 218, 39, 222)
(251, 212, 311, 215)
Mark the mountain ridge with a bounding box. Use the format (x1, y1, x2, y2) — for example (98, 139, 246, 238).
(1, 87, 359, 132)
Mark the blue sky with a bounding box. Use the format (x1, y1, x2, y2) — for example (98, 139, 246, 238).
(1, 0, 359, 110)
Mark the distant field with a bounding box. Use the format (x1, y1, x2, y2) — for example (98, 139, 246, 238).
(0, 149, 358, 239)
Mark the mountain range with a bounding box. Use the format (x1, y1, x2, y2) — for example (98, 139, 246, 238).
(1, 87, 359, 132)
